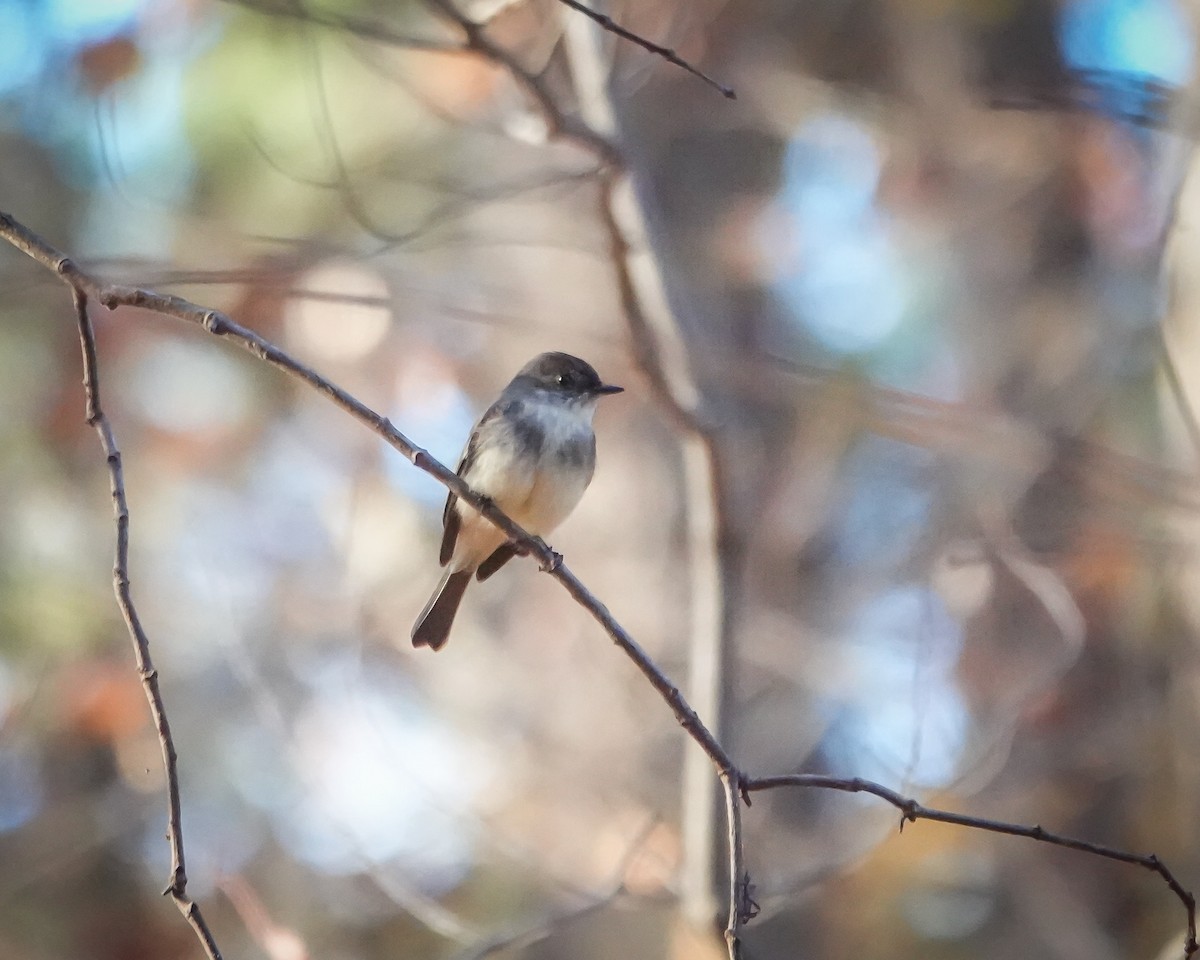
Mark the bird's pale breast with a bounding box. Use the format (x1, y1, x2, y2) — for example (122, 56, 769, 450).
(450, 396, 597, 570)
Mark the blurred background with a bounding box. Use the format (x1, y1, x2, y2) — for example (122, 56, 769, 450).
(2, 0, 1200, 958)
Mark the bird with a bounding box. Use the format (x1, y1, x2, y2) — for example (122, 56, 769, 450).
(411, 352, 624, 650)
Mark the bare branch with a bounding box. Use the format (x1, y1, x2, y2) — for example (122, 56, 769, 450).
(2, 208, 732, 760)
(561, 13, 734, 946)
(70, 287, 225, 960)
(423, 0, 620, 163)
(26, 210, 673, 955)
(554, 0, 735, 99)
(6, 209, 1197, 959)
(745, 774, 1199, 957)
(720, 772, 745, 959)
(594, 174, 712, 434)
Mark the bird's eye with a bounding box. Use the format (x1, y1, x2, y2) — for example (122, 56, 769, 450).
(556, 374, 566, 385)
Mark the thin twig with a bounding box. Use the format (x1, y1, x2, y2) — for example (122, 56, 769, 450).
(557, 6, 735, 938)
(423, 0, 620, 164)
(2, 211, 732, 767)
(573, 26, 734, 944)
(554, 0, 735, 99)
(720, 772, 745, 959)
(70, 288, 225, 960)
(744, 774, 1198, 957)
(595, 173, 711, 435)
(5, 210, 1196, 959)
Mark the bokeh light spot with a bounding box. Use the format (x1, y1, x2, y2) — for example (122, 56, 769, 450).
(286, 261, 392, 363)
(1060, 0, 1195, 84)
(768, 113, 910, 354)
(0, 3, 43, 93)
(126, 337, 252, 434)
(46, 0, 144, 44)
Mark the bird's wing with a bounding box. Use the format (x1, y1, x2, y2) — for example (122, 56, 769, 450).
(438, 399, 504, 566)
(438, 429, 476, 566)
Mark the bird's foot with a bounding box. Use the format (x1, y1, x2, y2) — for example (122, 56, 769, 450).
(512, 535, 561, 571)
(523, 536, 561, 572)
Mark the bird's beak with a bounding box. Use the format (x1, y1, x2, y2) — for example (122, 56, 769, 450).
(594, 383, 624, 395)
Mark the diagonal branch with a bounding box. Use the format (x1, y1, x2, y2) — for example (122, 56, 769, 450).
(553, 0, 735, 99)
(2, 210, 733, 766)
(70, 287, 225, 960)
(5, 209, 1196, 959)
(562, 12, 733, 948)
(745, 774, 1198, 956)
(423, 0, 620, 163)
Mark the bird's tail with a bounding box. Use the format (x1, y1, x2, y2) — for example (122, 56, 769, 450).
(411, 570, 472, 651)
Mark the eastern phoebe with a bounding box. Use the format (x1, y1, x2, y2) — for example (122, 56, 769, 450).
(411, 352, 624, 650)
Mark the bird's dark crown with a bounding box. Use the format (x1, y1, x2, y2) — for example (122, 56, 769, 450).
(511, 352, 623, 397)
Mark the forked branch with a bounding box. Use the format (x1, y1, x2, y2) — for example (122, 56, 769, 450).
(3, 210, 1194, 959)
(70, 287, 224, 960)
